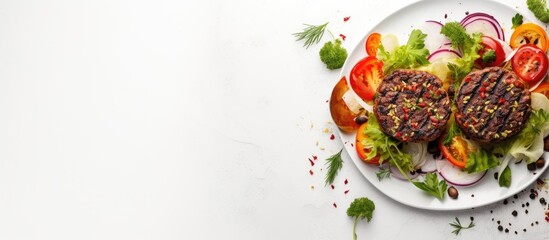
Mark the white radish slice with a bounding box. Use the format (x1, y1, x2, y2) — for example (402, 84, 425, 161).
(494, 38, 515, 63)
(427, 49, 461, 62)
(402, 142, 428, 169)
(390, 166, 419, 180)
(462, 17, 503, 41)
(420, 20, 451, 54)
(380, 34, 399, 53)
(419, 158, 437, 173)
(436, 159, 486, 187)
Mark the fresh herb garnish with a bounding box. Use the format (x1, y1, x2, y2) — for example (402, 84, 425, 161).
(441, 21, 483, 83)
(465, 148, 499, 173)
(450, 217, 475, 235)
(378, 29, 430, 74)
(347, 197, 375, 240)
(412, 172, 448, 200)
(482, 49, 496, 63)
(512, 13, 524, 29)
(325, 149, 344, 185)
(293, 22, 329, 48)
(319, 39, 348, 70)
(527, 0, 549, 23)
(375, 167, 391, 181)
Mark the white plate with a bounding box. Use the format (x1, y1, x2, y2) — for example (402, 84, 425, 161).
(339, 0, 549, 210)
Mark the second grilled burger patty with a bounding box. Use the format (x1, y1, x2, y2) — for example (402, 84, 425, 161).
(455, 67, 531, 143)
(374, 69, 451, 142)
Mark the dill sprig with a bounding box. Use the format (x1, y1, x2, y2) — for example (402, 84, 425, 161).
(375, 167, 391, 181)
(325, 148, 343, 185)
(293, 22, 329, 49)
(450, 217, 475, 235)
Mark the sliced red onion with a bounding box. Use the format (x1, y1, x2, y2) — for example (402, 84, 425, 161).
(461, 13, 505, 41)
(435, 159, 486, 187)
(390, 166, 419, 180)
(420, 20, 451, 54)
(418, 158, 437, 173)
(427, 48, 461, 62)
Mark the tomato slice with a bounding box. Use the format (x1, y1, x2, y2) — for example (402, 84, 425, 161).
(510, 23, 549, 52)
(349, 56, 383, 102)
(511, 44, 549, 85)
(438, 134, 471, 169)
(533, 81, 549, 99)
(365, 33, 381, 56)
(476, 35, 505, 68)
(355, 122, 380, 165)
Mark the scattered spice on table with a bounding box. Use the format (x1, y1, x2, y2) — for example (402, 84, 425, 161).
(343, 16, 350, 22)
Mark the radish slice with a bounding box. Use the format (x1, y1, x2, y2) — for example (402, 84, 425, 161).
(390, 166, 419, 180)
(380, 34, 399, 53)
(427, 49, 461, 62)
(419, 158, 437, 173)
(436, 159, 486, 186)
(461, 13, 505, 41)
(420, 20, 451, 54)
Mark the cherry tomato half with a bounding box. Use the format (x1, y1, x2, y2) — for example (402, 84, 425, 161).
(438, 134, 471, 169)
(355, 122, 380, 165)
(511, 44, 549, 85)
(349, 56, 383, 103)
(510, 23, 549, 52)
(365, 33, 381, 56)
(475, 35, 505, 68)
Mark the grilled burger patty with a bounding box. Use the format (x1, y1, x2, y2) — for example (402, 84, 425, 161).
(455, 67, 531, 143)
(374, 69, 451, 142)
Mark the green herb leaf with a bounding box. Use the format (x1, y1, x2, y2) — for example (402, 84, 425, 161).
(378, 29, 430, 74)
(499, 165, 512, 187)
(375, 167, 391, 181)
(412, 172, 448, 199)
(482, 49, 496, 63)
(325, 149, 344, 185)
(293, 22, 329, 48)
(319, 39, 348, 70)
(441, 22, 483, 83)
(512, 13, 524, 29)
(347, 197, 375, 240)
(465, 148, 499, 173)
(450, 217, 475, 235)
(527, 0, 549, 23)
(442, 121, 462, 145)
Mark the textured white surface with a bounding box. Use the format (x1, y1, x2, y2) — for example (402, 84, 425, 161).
(0, 0, 547, 239)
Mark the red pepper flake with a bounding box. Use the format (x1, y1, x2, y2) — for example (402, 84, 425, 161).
(424, 92, 431, 99)
(309, 158, 315, 166)
(344, 179, 348, 185)
(479, 87, 486, 92)
(482, 81, 490, 86)
(333, 202, 338, 208)
(343, 16, 350, 22)
(464, 77, 472, 82)
(480, 91, 486, 99)
(430, 116, 439, 123)
(344, 189, 350, 194)
(330, 134, 335, 140)
(331, 184, 335, 190)
(339, 34, 346, 41)
(418, 102, 427, 107)
(412, 122, 418, 129)
(309, 169, 314, 175)
(402, 106, 409, 113)
(498, 97, 506, 104)
(313, 155, 318, 160)
(395, 131, 402, 138)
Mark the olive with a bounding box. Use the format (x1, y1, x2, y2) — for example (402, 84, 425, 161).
(527, 162, 537, 171)
(448, 186, 459, 199)
(354, 115, 369, 125)
(536, 158, 545, 169)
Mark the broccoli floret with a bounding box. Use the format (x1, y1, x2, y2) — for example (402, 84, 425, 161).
(527, 0, 549, 23)
(319, 39, 347, 70)
(347, 197, 375, 240)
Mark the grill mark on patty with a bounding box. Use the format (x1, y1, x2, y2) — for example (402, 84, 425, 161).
(462, 72, 489, 112)
(498, 92, 523, 133)
(475, 70, 506, 132)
